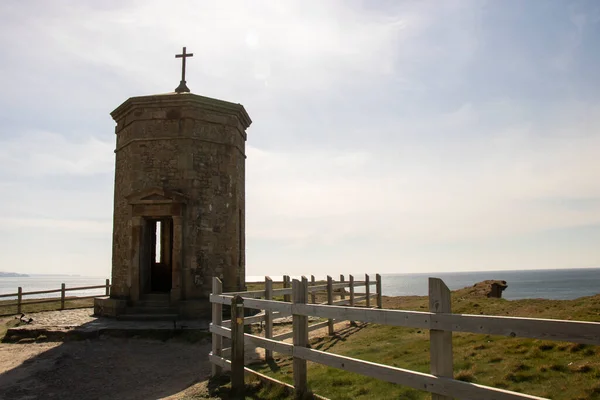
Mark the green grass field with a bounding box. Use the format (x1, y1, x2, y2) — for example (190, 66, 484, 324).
(243, 287, 600, 400)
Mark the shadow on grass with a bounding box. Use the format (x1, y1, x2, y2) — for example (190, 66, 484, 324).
(266, 358, 281, 372)
(256, 322, 368, 377)
(207, 374, 296, 400)
(311, 322, 367, 353)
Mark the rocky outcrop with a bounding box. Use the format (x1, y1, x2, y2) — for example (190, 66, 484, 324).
(457, 280, 508, 298)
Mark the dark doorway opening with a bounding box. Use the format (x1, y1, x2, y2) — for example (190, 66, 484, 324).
(141, 218, 173, 293)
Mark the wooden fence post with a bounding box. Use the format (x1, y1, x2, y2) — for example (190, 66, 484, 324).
(429, 278, 453, 400)
(17, 287, 22, 314)
(340, 274, 345, 300)
(211, 277, 223, 377)
(365, 274, 370, 308)
(327, 275, 334, 335)
(376, 274, 382, 309)
(231, 295, 245, 396)
(283, 275, 291, 303)
(349, 275, 355, 326)
(265, 276, 273, 362)
(310, 275, 316, 304)
(349, 275, 354, 307)
(105, 279, 110, 296)
(293, 278, 308, 397)
(60, 283, 66, 310)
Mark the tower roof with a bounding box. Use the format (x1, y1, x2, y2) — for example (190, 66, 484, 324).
(110, 92, 252, 129)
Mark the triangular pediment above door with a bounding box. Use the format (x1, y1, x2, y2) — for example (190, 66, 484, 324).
(126, 187, 188, 204)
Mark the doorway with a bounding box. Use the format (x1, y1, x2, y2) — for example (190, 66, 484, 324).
(140, 217, 173, 293)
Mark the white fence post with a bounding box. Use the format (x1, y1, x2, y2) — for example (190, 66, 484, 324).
(60, 283, 66, 310)
(327, 275, 334, 335)
(349, 275, 355, 306)
(376, 273, 382, 309)
(293, 277, 309, 396)
(211, 277, 223, 377)
(17, 287, 22, 314)
(231, 295, 245, 395)
(265, 276, 274, 362)
(429, 277, 453, 400)
(349, 274, 355, 326)
(283, 275, 291, 303)
(365, 274, 370, 308)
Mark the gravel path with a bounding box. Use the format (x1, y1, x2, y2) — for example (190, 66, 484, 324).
(11, 308, 96, 328)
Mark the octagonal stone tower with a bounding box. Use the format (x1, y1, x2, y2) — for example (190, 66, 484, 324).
(97, 92, 251, 319)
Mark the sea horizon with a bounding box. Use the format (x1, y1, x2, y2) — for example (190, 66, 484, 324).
(247, 267, 600, 301)
(1, 267, 598, 301)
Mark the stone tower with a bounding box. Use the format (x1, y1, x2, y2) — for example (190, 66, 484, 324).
(95, 55, 251, 319)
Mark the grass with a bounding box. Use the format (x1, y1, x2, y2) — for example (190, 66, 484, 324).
(0, 297, 95, 317)
(241, 287, 600, 400)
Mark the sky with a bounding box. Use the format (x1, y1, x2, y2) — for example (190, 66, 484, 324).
(0, 0, 599, 278)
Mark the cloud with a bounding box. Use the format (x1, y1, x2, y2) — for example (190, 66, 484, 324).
(0, 130, 114, 178)
(0, 217, 111, 234)
(246, 100, 600, 248)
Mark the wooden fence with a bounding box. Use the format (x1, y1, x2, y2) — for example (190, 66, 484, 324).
(0, 279, 111, 314)
(209, 275, 600, 400)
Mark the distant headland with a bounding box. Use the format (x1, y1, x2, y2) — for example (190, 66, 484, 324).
(0, 272, 29, 277)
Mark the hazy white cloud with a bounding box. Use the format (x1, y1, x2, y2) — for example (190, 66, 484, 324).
(0, 217, 111, 234)
(0, 130, 114, 178)
(246, 105, 600, 248)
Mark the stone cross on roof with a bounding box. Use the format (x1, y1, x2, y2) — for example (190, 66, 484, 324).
(174, 46, 193, 93)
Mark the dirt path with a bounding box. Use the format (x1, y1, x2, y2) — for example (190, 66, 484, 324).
(0, 318, 359, 400)
(0, 337, 212, 400)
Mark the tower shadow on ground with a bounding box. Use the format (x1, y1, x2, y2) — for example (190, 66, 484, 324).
(0, 316, 213, 400)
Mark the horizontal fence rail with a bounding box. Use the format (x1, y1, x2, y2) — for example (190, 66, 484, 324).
(0, 280, 111, 314)
(210, 275, 600, 400)
(292, 304, 600, 345)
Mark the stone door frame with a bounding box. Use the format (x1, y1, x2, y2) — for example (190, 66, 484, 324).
(126, 187, 188, 303)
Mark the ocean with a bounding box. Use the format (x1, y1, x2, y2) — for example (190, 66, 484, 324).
(0, 275, 108, 300)
(248, 268, 600, 300)
(1, 268, 598, 301)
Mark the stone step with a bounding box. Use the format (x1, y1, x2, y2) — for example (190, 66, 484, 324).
(140, 293, 170, 302)
(117, 313, 178, 322)
(125, 307, 179, 315)
(132, 301, 171, 308)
